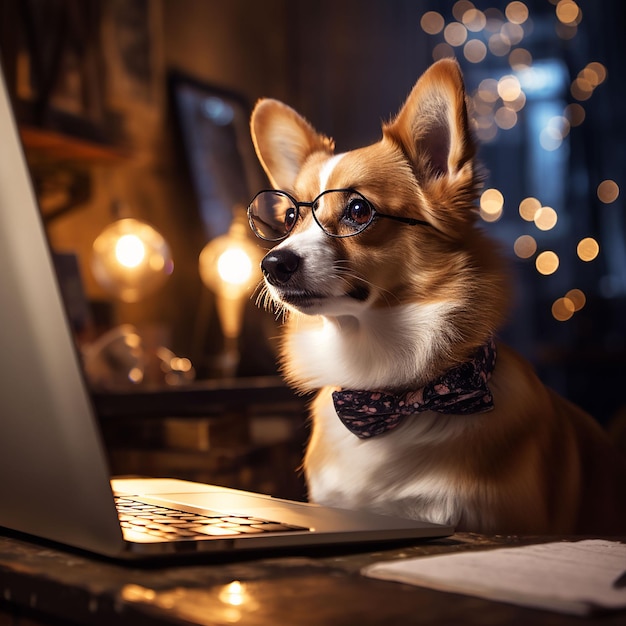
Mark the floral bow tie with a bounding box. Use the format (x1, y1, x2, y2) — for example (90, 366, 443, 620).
(332, 339, 497, 439)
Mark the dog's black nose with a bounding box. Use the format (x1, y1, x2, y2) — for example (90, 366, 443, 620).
(261, 249, 300, 285)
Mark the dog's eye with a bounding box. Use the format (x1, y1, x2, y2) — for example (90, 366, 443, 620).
(284, 207, 298, 232)
(345, 198, 373, 226)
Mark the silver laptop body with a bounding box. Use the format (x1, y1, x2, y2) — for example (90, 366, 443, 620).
(0, 65, 453, 560)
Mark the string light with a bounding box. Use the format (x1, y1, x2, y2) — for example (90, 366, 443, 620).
(417, 3, 611, 322)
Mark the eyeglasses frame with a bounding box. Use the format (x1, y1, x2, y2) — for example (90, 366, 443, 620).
(247, 188, 433, 242)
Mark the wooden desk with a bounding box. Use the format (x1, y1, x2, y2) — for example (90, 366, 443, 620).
(1, 532, 624, 625)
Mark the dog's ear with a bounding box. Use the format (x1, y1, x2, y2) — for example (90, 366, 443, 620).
(250, 99, 335, 190)
(384, 59, 474, 182)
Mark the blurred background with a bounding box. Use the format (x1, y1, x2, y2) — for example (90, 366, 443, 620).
(0, 0, 624, 496)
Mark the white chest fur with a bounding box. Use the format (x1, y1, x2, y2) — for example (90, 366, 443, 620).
(284, 302, 457, 391)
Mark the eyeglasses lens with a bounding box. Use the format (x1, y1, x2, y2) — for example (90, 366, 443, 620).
(249, 191, 295, 241)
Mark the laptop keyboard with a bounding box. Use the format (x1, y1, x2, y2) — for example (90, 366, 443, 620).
(115, 497, 308, 540)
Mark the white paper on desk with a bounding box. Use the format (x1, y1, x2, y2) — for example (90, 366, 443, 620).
(362, 539, 626, 616)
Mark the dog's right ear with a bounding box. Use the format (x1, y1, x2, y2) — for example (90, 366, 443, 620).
(250, 99, 335, 190)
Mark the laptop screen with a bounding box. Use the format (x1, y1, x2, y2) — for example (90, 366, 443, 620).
(0, 65, 126, 555)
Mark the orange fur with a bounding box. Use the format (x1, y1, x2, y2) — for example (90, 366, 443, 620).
(250, 59, 626, 534)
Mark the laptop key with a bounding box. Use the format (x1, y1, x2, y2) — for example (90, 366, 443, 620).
(234, 526, 265, 534)
(250, 523, 301, 532)
(222, 517, 257, 525)
(188, 525, 241, 536)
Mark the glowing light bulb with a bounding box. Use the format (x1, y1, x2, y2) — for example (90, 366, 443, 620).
(115, 234, 146, 268)
(198, 211, 263, 376)
(217, 247, 253, 286)
(91, 218, 173, 302)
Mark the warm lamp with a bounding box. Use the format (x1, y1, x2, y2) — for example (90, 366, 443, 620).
(91, 217, 174, 302)
(198, 211, 262, 376)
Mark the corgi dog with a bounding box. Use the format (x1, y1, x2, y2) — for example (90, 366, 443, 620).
(247, 59, 626, 534)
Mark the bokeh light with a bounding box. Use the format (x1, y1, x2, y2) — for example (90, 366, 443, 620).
(586, 61, 607, 85)
(419, 0, 615, 323)
(420, 11, 445, 35)
(489, 33, 511, 56)
(509, 48, 532, 70)
(536, 250, 559, 275)
(505, 1, 529, 24)
(513, 234, 537, 259)
(519, 197, 541, 221)
(495, 106, 517, 129)
(577, 237, 599, 261)
(497, 75, 522, 101)
(453, 0, 475, 22)
(571, 77, 593, 101)
(480, 188, 504, 222)
(462, 8, 486, 32)
(464, 39, 487, 63)
(444, 22, 468, 47)
(565, 288, 586, 311)
(432, 42, 455, 61)
(564, 103, 585, 126)
(534, 206, 558, 231)
(552, 297, 575, 321)
(597, 180, 619, 204)
(556, 0, 580, 25)
(501, 22, 524, 45)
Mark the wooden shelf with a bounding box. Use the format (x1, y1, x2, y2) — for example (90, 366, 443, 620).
(20, 125, 126, 164)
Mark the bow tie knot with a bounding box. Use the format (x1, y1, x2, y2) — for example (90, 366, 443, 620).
(332, 340, 497, 439)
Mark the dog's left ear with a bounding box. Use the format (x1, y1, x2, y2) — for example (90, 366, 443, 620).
(384, 59, 474, 182)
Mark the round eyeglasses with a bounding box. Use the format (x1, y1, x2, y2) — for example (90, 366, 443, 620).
(247, 188, 431, 242)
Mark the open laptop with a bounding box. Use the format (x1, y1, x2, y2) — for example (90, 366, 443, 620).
(0, 65, 453, 561)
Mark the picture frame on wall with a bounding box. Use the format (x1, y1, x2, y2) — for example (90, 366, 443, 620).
(169, 71, 265, 240)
